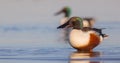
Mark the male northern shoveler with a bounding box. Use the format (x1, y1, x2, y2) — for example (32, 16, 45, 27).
(57, 17, 108, 51)
(55, 6, 71, 41)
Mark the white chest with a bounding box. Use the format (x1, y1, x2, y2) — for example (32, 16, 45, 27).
(69, 30, 93, 48)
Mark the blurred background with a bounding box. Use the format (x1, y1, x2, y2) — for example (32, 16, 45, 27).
(0, 0, 120, 24)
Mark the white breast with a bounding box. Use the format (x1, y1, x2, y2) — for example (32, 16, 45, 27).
(69, 29, 95, 48)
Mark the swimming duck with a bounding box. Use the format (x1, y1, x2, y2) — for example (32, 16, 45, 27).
(55, 7, 95, 27)
(55, 6, 71, 41)
(57, 17, 108, 51)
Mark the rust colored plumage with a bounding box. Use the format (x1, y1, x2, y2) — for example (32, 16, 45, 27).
(76, 33, 100, 52)
(88, 33, 100, 50)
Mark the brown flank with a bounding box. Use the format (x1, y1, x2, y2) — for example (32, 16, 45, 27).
(76, 33, 100, 51)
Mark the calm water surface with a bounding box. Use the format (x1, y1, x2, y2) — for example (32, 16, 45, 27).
(0, 21, 119, 63)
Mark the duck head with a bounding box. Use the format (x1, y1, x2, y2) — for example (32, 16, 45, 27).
(55, 6, 71, 17)
(57, 17, 83, 29)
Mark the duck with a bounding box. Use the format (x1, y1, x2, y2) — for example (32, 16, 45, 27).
(55, 7, 95, 27)
(55, 6, 71, 41)
(57, 17, 108, 51)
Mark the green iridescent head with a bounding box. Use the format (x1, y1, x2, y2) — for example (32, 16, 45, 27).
(57, 17, 83, 29)
(55, 6, 71, 17)
(69, 17, 83, 29)
(63, 6, 71, 17)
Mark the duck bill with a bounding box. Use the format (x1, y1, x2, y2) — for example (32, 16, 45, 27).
(57, 21, 70, 29)
(55, 10, 63, 16)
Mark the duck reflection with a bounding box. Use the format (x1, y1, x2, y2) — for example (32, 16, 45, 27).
(69, 51, 101, 63)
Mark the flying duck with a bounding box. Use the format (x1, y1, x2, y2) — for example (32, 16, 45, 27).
(57, 17, 108, 51)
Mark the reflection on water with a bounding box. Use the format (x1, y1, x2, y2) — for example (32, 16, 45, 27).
(69, 51, 101, 63)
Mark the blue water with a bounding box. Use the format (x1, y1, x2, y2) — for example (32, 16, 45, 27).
(0, 21, 119, 63)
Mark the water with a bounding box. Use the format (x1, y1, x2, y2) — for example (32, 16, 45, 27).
(0, 21, 119, 63)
